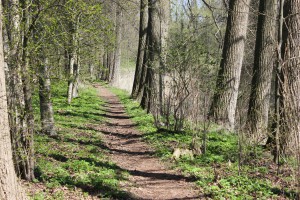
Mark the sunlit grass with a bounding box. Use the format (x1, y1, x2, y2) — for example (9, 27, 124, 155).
(31, 82, 129, 199)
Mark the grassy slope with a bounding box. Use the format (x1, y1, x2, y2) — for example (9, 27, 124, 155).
(29, 82, 129, 199)
(110, 87, 297, 200)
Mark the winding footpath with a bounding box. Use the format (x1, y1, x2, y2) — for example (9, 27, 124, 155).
(94, 85, 202, 200)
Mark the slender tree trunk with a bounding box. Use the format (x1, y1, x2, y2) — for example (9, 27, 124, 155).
(72, 56, 80, 98)
(111, 4, 122, 86)
(132, 0, 148, 100)
(89, 64, 94, 80)
(20, 0, 35, 180)
(39, 58, 56, 136)
(138, 36, 149, 104)
(101, 51, 108, 80)
(67, 54, 75, 104)
(107, 2, 116, 83)
(209, 0, 251, 131)
(246, 0, 277, 141)
(269, 0, 284, 164)
(0, 1, 27, 198)
(67, 16, 79, 104)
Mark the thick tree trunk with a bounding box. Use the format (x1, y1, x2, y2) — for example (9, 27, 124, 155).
(209, 0, 251, 131)
(141, 0, 161, 112)
(158, 0, 170, 115)
(39, 58, 56, 136)
(0, 2, 27, 198)
(246, 0, 277, 141)
(4, 0, 28, 178)
(141, 0, 169, 114)
(132, 0, 148, 100)
(277, 0, 300, 159)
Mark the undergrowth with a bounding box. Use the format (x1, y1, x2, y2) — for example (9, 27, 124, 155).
(110, 87, 297, 200)
(30, 82, 129, 199)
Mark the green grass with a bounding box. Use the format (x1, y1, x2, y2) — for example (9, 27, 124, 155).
(110, 87, 294, 200)
(31, 82, 129, 199)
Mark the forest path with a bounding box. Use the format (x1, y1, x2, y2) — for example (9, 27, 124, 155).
(94, 85, 201, 200)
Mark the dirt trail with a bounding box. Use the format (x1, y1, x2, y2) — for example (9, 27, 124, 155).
(94, 85, 201, 200)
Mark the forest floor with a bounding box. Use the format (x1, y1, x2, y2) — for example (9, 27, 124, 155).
(23, 82, 297, 200)
(23, 83, 202, 199)
(93, 84, 201, 200)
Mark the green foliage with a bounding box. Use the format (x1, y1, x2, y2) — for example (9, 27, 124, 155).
(203, 176, 275, 200)
(32, 82, 128, 199)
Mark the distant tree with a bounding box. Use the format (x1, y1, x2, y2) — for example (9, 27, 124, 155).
(209, 0, 251, 131)
(111, 2, 123, 86)
(246, 0, 277, 141)
(66, 0, 80, 104)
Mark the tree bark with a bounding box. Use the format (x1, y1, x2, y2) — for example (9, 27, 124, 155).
(67, 15, 79, 104)
(247, 0, 277, 141)
(132, 0, 148, 100)
(277, 0, 300, 159)
(209, 0, 251, 131)
(20, 0, 35, 181)
(5, 0, 35, 181)
(39, 58, 56, 136)
(0, 1, 27, 198)
(141, 0, 169, 114)
(141, 0, 161, 112)
(72, 56, 80, 98)
(111, 4, 122, 86)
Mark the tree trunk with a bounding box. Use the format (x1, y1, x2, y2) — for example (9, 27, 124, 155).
(158, 0, 170, 115)
(108, 51, 115, 82)
(5, 0, 36, 181)
(20, 0, 35, 180)
(67, 54, 75, 104)
(0, 1, 27, 198)
(72, 57, 80, 98)
(111, 4, 122, 86)
(141, 0, 169, 114)
(246, 0, 277, 141)
(107, 2, 116, 83)
(67, 16, 79, 104)
(101, 52, 108, 80)
(141, 0, 161, 112)
(276, 0, 300, 161)
(209, 0, 251, 131)
(132, 0, 148, 100)
(39, 58, 56, 136)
